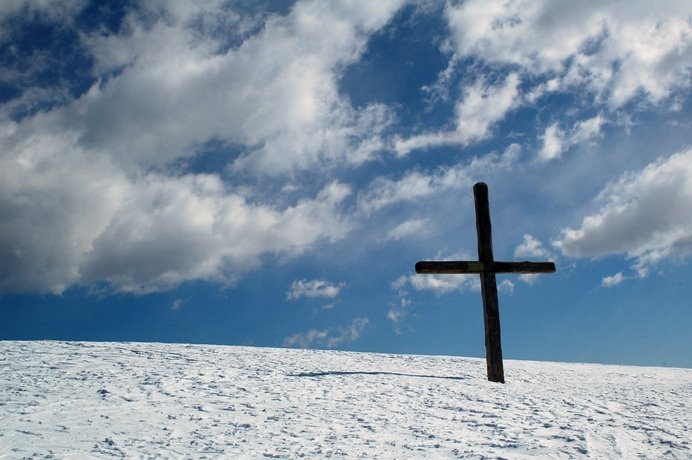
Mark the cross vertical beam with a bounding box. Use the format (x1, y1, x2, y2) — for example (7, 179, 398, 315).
(473, 182, 504, 383)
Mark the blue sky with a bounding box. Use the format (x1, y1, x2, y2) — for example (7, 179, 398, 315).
(1, 0, 690, 367)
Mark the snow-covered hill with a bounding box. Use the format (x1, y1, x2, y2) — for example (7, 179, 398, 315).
(1, 341, 690, 458)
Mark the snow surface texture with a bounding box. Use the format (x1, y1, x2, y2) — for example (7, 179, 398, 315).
(1, 341, 690, 458)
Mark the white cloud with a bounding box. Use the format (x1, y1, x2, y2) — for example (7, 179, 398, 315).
(407, 272, 479, 295)
(0, 124, 353, 293)
(81, 180, 352, 294)
(517, 274, 539, 286)
(2, 0, 689, 301)
(498, 279, 514, 295)
(387, 295, 412, 335)
(394, 73, 521, 156)
(171, 298, 186, 310)
(0, 0, 410, 294)
(454, 73, 521, 143)
(571, 115, 605, 144)
(283, 317, 370, 348)
(384, 219, 429, 242)
(538, 116, 605, 161)
(538, 123, 565, 161)
(415, 0, 687, 161)
(446, 0, 600, 73)
(0, 1, 93, 119)
(0, 129, 128, 294)
(554, 148, 692, 276)
(358, 144, 520, 214)
(283, 329, 328, 348)
(287, 279, 345, 301)
(514, 234, 555, 260)
(400, 271, 516, 295)
(602, 272, 626, 288)
(386, 308, 406, 329)
(327, 317, 370, 348)
(0, 0, 88, 26)
(445, 0, 692, 109)
(69, 0, 403, 173)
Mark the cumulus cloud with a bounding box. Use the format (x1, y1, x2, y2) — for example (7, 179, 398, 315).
(2, 0, 689, 300)
(397, 0, 690, 158)
(0, 125, 353, 294)
(171, 298, 187, 310)
(80, 179, 352, 293)
(2, 0, 406, 172)
(0, 129, 124, 294)
(283, 317, 370, 348)
(283, 329, 327, 348)
(287, 279, 345, 301)
(0, 0, 84, 17)
(513, 234, 558, 285)
(386, 295, 413, 335)
(396, 270, 516, 296)
(602, 272, 626, 288)
(538, 123, 565, 162)
(0, 1, 94, 119)
(394, 73, 521, 156)
(0, 0, 407, 294)
(66, 0, 402, 173)
(538, 116, 605, 161)
(384, 219, 429, 242)
(445, 0, 692, 109)
(571, 116, 605, 144)
(554, 148, 692, 276)
(358, 144, 520, 214)
(403, 272, 479, 295)
(498, 279, 514, 295)
(514, 234, 555, 260)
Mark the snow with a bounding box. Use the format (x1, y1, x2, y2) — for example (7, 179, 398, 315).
(1, 341, 690, 458)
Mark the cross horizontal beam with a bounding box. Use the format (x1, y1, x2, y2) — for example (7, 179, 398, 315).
(415, 261, 556, 274)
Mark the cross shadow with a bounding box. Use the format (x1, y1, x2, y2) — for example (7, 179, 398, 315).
(290, 370, 467, 381)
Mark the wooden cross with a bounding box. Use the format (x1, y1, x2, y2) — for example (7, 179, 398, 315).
(415, 182, 555, 383)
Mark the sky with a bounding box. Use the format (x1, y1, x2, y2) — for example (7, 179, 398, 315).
(1, 0, 690, 368)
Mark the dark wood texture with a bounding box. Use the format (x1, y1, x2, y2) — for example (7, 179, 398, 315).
(473, 182, 504, 384)
(415, 261, 556, 274)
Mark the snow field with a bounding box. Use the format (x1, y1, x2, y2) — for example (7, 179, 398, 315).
(1, 341, 690, 458)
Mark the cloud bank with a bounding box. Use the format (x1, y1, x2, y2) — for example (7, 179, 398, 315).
(555, 149, 692, 276)
(0, 0, 403, 294)
(0, 0, 689, 298)
(445, 0, 691, 109)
